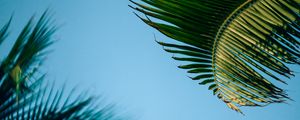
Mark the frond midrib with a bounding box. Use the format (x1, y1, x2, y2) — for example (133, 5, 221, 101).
(211, 0, 257, 91)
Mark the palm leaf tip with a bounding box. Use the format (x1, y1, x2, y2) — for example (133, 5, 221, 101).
(131, 0, 300, 114)
(0, 17, 12, 45)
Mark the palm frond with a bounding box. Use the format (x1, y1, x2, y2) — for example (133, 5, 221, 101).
(130, 0, 300, 113)
(0, 10, 128, 119)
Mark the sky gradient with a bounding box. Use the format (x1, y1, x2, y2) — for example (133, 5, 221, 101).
(0, 0, 299, 120)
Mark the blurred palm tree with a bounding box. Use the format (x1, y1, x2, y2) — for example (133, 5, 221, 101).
(0, 11, 125, 119)
(130, 0, 300, 114)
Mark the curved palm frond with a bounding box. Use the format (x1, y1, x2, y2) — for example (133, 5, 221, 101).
(0, 11, 127, 119)
(130, 0, 300, 114)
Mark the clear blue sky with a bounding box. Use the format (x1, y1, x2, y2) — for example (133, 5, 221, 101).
(0, 0, 299, 120)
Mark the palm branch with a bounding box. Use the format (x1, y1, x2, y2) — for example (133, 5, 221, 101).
(130, 0, 300, 114)
(0, 11, 126, 119)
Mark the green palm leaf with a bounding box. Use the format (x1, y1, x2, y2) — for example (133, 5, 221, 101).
(0, 11, 127, 119)
(130, 0, 300, 114)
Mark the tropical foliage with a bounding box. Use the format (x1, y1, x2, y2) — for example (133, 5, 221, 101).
(130, 0, 300, 114)
(0, 11, 124, 119)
